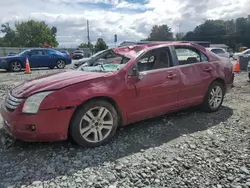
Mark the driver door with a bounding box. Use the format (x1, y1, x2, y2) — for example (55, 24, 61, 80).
(125, 47, 181, 124)
(28, 50, 44, 68)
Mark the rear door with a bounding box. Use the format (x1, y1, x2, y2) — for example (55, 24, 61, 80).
(43, 49, 56, 67)
(125, 47, 181, 123)
(173, 46, 216, 108)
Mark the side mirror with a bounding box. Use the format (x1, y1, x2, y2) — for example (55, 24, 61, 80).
(132, 66, 138, 76)
(128, 65, 145, 81)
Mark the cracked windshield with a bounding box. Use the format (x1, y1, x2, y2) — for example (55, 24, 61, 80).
(0, 0, 249, 188)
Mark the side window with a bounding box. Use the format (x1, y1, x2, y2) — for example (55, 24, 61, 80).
(200, 52, 208, 62)
(30, 50, 44, 56)
(137, 48, 171, 72)
(175, 47, 208, 65)
(47, 50, 57, 55)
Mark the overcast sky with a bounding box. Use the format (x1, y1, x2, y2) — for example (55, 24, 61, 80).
(0, 0, 249, 47)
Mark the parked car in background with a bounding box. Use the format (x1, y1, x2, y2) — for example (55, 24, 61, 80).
(72, 50, 84, 60)
(7, 52, 18, 56)
(0, 48, 71, 72)
(227, 48, 234, 58)
(207, 47, 230, 58)
(73, 49, 122, 69)
(233, 49, 250, 60)
(0, 42, 234, 147)
(248, 61, 250, 81)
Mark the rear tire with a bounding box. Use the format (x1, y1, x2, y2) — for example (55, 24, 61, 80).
(56, 60, 66, 69)
(69, 100, 118, 147)
(200, 81, 225, 113)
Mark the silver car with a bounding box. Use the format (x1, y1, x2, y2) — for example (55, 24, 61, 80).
(233, 49, 250, 60)
(207, 48, 230, 59)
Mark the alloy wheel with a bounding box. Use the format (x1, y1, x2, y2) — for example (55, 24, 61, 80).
(11, 61, 21, 71)
(79, 107, 114, 143)
(208, 85, 223, 109)
(57, 60, 65, 69)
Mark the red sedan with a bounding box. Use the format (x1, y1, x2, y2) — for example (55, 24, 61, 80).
(0, 42, 234, 147)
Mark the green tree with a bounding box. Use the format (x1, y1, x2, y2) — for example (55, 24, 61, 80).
(79, 42, 93, 48)
(0, 37, 5, 47)
(183, 16, 250, 50)
(1, 20, 59, 47)
(175, 32, 185, 40)
(1, 23, 17, 47)
(94, 38, 108, 52)
(146, 24, 174, 41)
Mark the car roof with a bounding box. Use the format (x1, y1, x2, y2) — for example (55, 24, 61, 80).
(25, 48, 56, 51)
(113, 41, 207, 58)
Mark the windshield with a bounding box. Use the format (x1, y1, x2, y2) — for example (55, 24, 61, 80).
(80, 63, 126, 73)
(243, 49, 250, 54)
(18, 49, 31, 56)
(77, 53, 130, 72)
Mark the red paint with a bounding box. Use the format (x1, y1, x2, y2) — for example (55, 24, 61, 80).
(0, 42, 234, 142)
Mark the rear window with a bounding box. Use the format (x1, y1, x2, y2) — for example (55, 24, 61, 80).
(211, 49, 225, 54)
(47, 50, 63, 56)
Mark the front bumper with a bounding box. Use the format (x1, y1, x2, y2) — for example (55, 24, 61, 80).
(0, 61, 8, 69)
(0, 101, 75, 142)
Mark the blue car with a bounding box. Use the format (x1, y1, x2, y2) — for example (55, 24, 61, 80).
(0, 48, 72, 72)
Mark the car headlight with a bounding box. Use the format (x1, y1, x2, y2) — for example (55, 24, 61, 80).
(22, 91, 54, 114)
(1, 59, 7, 63)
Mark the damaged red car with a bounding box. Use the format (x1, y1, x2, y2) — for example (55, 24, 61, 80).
(0, 42, 234, 147)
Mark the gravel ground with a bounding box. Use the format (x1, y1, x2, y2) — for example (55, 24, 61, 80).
(0, 66, 249, 188)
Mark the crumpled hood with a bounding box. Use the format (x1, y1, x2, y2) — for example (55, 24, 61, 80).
(11, 70, 106, 98)
(74, 58, 91, 65)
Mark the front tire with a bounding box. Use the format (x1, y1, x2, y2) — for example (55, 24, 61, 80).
(200, 81, 225, 112)
(56, 60, 66, 69)
(69, 100, 119, 147)
(9, 61, 22, 72)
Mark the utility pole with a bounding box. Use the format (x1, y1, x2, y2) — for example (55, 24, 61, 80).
(87, 20, 91, 55)
(178, 23, 181, 33)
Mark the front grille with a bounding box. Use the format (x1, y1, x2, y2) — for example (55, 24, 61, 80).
(5, 92, 23, 111)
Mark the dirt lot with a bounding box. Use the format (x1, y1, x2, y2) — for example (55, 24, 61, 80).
(0, 67, 249, 188)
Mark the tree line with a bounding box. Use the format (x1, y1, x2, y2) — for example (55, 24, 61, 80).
(143, 15, 250, 51)
(1, 15, 249, 52)
(0, 20, 109, 53)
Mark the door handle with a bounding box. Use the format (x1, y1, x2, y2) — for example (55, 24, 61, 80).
(204, 67, 212, 72)
(167, 73, 177, 79)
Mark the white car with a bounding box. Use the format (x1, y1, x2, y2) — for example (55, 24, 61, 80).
(248, 61, 250, 80)
(233, 49, 250, 60)
(207, 48, 230, 59)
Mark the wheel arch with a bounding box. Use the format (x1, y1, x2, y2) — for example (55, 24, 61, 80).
(68, 96, 124, 134)
(212, 77, 227, 94)
(9, 59, 25, 68)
